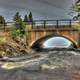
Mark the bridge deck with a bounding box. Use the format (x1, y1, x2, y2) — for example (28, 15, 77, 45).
(29, 28, 78, 32)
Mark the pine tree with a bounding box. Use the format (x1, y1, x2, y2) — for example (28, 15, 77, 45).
(12, 12, 25, 37)
(29, 12, 33, 22)
(23, 14, 28, 22)
(13, 12, 21, 22)
(13, 12, 22, 28)
(0, 16, 5, 24)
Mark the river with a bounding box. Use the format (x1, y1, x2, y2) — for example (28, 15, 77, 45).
(0, 50, 80, 80)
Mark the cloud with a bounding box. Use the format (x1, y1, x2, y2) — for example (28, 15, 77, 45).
(0, 0, 74, 21)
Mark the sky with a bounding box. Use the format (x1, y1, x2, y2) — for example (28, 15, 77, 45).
(43, 37, 72, 48)
(0, 0, 75, 21)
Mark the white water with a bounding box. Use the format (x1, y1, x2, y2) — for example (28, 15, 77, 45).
(1, 50, 80, 70)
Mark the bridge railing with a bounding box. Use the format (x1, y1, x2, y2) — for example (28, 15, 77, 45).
(31, 19, 79, 29)
(0, 19, 79, 32)
(0, 22, 14, 32)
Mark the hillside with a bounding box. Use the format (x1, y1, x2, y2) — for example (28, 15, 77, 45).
(0, 32, 31, 57)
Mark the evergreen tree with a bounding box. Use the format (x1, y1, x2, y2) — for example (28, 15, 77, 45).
(12, 12, 25, 38)
(0, 16, 5, 24)
(13, 12, 22, 28)
(28, 12, 33, 22)
(13, 12, 21, 23)
(23, 14, 28, 22)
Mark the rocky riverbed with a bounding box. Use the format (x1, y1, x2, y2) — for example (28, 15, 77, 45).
(0, 50, 80, 80)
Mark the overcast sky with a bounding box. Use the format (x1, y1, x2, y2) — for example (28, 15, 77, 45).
(0, 0, 75, 21)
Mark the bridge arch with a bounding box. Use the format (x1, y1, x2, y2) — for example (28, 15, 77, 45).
(31, 34, 78, 49)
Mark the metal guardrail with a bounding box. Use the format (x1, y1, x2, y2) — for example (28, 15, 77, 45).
(31, 19, 78, 29)
(0, 19, 79, 31)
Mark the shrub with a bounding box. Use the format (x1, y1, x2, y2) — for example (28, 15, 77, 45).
(0, 37, 6, 44)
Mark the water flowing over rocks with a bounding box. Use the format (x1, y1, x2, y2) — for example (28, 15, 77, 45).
(0, 50, 80, 80)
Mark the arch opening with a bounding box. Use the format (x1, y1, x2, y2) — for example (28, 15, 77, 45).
(31, 35, 77, 51)
(42, 37, 73, 49)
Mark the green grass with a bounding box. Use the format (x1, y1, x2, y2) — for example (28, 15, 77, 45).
(0, 37, 6, 44)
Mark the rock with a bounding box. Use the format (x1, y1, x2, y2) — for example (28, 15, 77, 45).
(40, 64, 59, 71)
(25, 64, 41, 71)
(20, 50, 28, 54)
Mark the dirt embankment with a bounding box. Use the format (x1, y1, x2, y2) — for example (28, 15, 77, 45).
(0, 32, 31, 57)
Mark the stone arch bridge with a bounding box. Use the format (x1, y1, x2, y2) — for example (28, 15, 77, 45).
(26, 20, 80, 48)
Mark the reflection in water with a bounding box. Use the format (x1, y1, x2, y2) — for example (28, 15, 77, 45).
(43, 37, 72, 48)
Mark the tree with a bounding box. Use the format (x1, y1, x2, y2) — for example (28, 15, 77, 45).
(13, 12, 23, 29)
(13, 12, 21, 22)
(0, 16, 5, 24)
(28, 12, 33, 22)
(72, 0, 80, 20)
(23, 14, 28, 22)
(0, 16, 6, 31)
(12, 12, 25, 38)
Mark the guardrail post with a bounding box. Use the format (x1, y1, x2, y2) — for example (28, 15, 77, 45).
(32, 21, 34, 29)
(69, 20, 72, 28)
(4, 23, 6, 32)
(56, 20, 59, 28)
(44, 20, 46, 29)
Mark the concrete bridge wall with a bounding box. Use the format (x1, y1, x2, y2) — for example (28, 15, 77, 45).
(27, 28, 80, 48)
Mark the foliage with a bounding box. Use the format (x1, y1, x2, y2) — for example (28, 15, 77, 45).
(73, 0, 80, 12)
(23, 14, 28, 22)
(11, 23, 26, 38)
(11, 12, 26, 38)
(72, 0, 80, 20)
(28, 12, 33, 22)
(0, 16, 5, 24)
(23, 12, 33, 22)
(71, 0, 80, 33)
(11, 11, 34, 39)
(0, 37, 6, 44)
(13, 12, 21, 22)
(72, 22, 80, 33)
